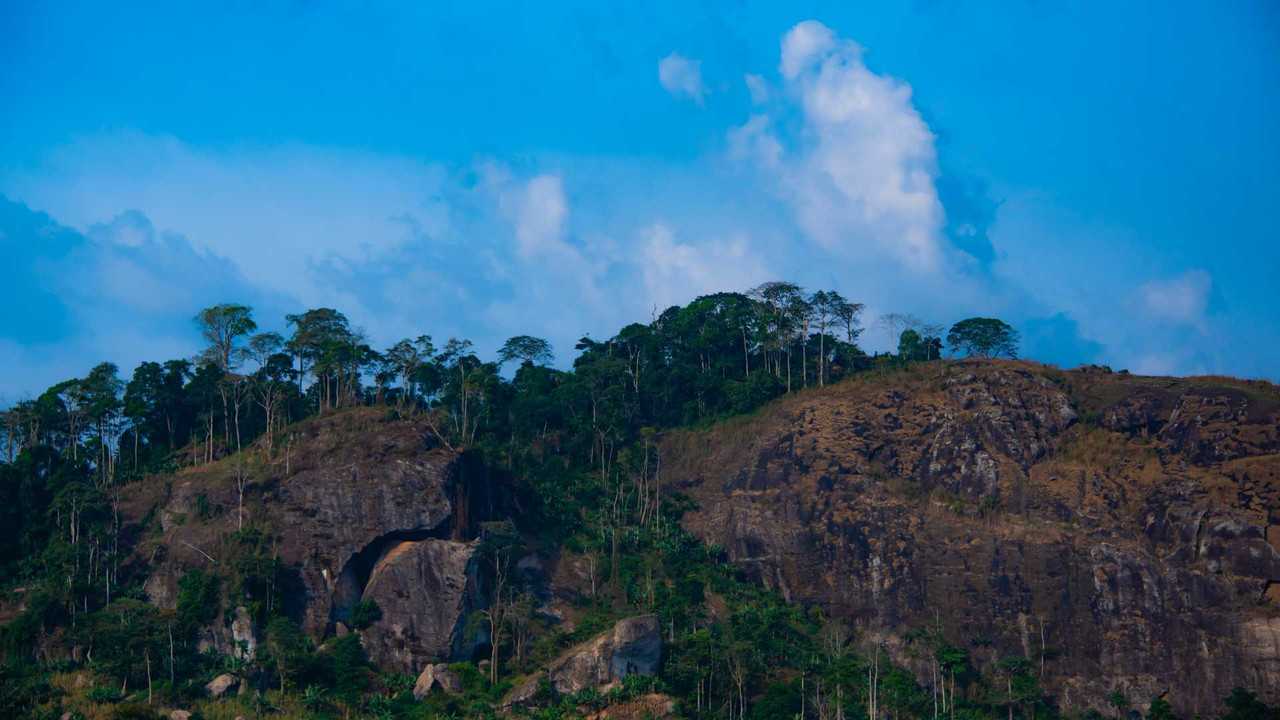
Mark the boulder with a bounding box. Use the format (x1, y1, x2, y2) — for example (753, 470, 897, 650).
(205, 673, 241, 698)
(230, 605, 256, 660)
(358, 538, 487, 673)
(506, 615, 661, 705)
(170, 711, 193, 720)
(413, 663, 464, 699)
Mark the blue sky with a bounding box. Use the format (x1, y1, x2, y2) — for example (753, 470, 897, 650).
(1, 2, 1277, 397)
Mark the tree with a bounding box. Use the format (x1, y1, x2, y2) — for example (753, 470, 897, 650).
(897, 328, 942, 362)
(1219, 688, 1274, 720)
(879, 313, 922, 347)
(195, 304, 257, 372)
(285, 308, 352, 407)
(245, 333, 295, 452)
(122, 362, 163, 469)
(384, 336, 435, 409)
(898, 329, 925, 362)
(81, 362, 123, 485)
(264, 617, 311, 692)
(478, 520, 522, 686)
(750, 282, 807, 391)
(1146, 697, 1179, 720)
(831, 295, 865, 344)
(946, 317, 1019, 359)
(1108, 690, 1131, 720)
(498, 335, 553, 368)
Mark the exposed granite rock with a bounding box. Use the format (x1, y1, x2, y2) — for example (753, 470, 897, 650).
(506, 615, 661, 705)
(205, 673, 240, 698)
(665, 362, 1280, 716)
(230, 605, 256, 660)
(359, 538, 487, 673)
(413, 663, 464, 699)
(124, 409, 484, 641)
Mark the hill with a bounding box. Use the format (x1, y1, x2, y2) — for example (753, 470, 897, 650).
(3, 290, 1278, 720)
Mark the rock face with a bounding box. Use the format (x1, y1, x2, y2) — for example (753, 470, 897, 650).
(359, 538, 487, 673)
(507, 615, 662, 705)
(414, 663, 464, 699)
(124, 409, 494, 664)
(664, 362, 1280, 716)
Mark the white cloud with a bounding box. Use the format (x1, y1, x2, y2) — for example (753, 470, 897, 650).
(658, 52, 706, 104)
(639, 223, 767, 312)
(738, 21, 946, 272)
(509, 174, 569, 257)
(780, 20, 837, 80)
(1, 133, 451, 314)
(744, 73, 770, 104)
(1139, 270, 1212, 331)
(728, 115, 783, 168)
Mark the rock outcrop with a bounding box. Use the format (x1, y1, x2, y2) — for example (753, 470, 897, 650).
(205, 673, 240, 698)
(414, 663, 464, 699)
(123, 409, 493, 662)
(359, 538, 487, 673)
(506, 615, 662, 705)
(664, 362, 1280, 716)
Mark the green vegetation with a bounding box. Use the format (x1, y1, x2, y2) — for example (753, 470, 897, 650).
(0, 284, 1265, 720)
(945, 318, 1019, 359)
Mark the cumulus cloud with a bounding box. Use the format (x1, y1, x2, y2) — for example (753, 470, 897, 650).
(779, 20, 837, 80)
(639, 224, 767, 312)
(505, 174, 570, 258)
(744, 74, 770, 104)
(1139, 270, 1212, 331)
(737, 20, 946, 272)
(2, 20, 1268, 392)
(658, 52, 706, 104)
(0, 197, 271, 398)
(1, 133, 450, 314)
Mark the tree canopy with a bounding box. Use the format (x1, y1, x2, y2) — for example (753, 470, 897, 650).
(946, 317, 1020, 359)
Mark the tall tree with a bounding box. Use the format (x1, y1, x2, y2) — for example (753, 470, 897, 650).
(946, 318, 1020, 359)
(286, 308, 353, 411)
(244, 332, 293, 451)
(384, 336, 436, 410)
(750, 281, 806, 391)
(497, 335, 553, 368)
(195, 304, 257, 372)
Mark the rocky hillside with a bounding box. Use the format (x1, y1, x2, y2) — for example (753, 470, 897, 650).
(122, 409, 494, 671)
(662, 361, 1280, 715)
(106, 362, 1280, 718)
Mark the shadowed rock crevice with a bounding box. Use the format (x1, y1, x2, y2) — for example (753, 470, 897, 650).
(330, 524, 454, 626)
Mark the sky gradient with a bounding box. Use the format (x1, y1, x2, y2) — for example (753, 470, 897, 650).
(2, 2, 1278, 398)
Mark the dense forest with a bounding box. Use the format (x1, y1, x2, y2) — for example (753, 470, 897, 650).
(0, 282, 1271, 720)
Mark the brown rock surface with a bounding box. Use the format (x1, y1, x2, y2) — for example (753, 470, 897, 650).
(413, 662, 464, 699)
(663, 361, 1280, 716)
(507, 615, 662, 705)
(205, 673, 240, 698)
(122, 409, 489, 641)
(359, 538, 487, 672)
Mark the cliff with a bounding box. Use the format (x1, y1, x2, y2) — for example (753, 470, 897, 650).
(662, 361, 1280, 715)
